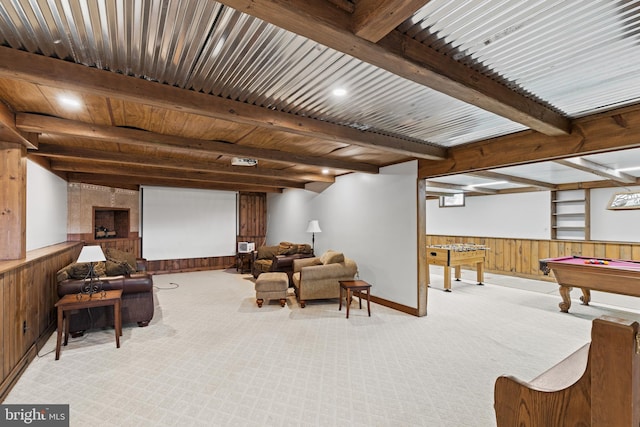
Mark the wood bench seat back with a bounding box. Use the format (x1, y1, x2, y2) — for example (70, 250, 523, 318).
(494, 315, 639, 427)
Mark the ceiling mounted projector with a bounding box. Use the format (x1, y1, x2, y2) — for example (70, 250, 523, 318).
(231, 157, 258, 166)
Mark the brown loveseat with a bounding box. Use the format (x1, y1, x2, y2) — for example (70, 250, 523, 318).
(252, 242, 315, 283)
(56, 247, 154, 334)
(292, 250, 358, 308)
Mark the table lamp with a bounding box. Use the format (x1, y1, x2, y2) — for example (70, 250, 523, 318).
(306, 220, 321, 252)
(76, 245, 106, 298)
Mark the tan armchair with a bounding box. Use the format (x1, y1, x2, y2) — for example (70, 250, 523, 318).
(292, 250, 358, 308)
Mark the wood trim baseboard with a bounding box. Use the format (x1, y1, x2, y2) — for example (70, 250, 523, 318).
(150, 264, 235, 275)
(369, 294, 419, 317)
(0, 323, 56, 402)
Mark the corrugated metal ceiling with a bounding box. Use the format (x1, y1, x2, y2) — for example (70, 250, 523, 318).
(0, 0, 526, 147)
(403, 0, 640, 117)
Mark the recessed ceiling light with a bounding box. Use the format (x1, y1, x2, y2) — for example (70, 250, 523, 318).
(332, 88, 347, 97)
(58, 95, 81, 109)
(322, 169, 329, 174)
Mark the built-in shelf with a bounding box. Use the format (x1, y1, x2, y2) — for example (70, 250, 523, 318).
(551, 190, 590, 240)
(552, 198, 586, 203)
(553, 212, 586, 217)
(552, 226, 586, 230)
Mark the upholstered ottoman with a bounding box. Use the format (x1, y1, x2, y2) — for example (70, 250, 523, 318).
(255, 272, 288, 307)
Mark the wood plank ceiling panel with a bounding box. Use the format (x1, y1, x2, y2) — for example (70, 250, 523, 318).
(112, 100, 259, 142)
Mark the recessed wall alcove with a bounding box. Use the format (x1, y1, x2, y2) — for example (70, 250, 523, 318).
(67, 183, 140, 255)
(93, 207, 130, 239)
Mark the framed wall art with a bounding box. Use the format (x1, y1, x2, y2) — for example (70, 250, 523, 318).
(607, 192, 640, 210)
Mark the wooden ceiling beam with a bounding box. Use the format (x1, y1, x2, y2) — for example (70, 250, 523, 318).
(66, 173, 284, 193)
(418, 105, 640, 178)
(17, 113, 378, 174)
(218, 0, 570, 136)
(469, 170, 557, 189)
(554, 158, 636, 184)
(51, 159, 305, 189)
(424, 180, 498, 194)
(0, 102, 37, 148)
(0, 47, 444, 160)
(351, 0, 431, 42)
(30, 143, 335, 183)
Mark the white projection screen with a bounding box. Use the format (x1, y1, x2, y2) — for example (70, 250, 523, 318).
(141, 186, 237, 260)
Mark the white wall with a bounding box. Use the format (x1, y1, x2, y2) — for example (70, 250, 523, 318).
(26, 159, 68, 250)
(426, 191, 550, 238)
(427, 186, 640, 243)
(267, 161, 419, 308)
(591, 185, 640, 242)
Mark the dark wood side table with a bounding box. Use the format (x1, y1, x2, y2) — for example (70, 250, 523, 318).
(236, 252, 253, 274)
(339, 280, 372, 319)
(54, 289, 123, 360)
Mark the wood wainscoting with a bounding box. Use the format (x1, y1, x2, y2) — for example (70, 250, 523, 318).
(426, 235, 640, 281)
(68, 233, 141, 258)
(146, 256, 236, 274)
(0, 241, 83, 400)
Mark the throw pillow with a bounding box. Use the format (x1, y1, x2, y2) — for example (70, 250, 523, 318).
(320, 250, 344, 265)
(278, 241, 297, 255)
(257, 245, 278, 260)
(68, 261, 106, 279)
(56, 265, 72, 282)
(105, 260, 135, 276)
(297, 244, 312, 254)
(105, 248, 137, 270)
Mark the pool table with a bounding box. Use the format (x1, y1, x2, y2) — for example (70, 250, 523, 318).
(539, 256, 640, 313)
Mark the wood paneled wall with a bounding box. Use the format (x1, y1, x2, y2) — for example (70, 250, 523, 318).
(95, 237, 141, 258)
(426, 235, 640, 281)
(0, 241, 82, 400)
(147, 256, 236, 274)
(237, 192, 267, 247)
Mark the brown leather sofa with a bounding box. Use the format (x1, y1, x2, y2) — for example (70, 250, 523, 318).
(56, 248, 154, 334)
(252, 242, 315, 284)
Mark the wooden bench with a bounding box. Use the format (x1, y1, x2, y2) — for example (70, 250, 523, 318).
(494, 315, 640, 426)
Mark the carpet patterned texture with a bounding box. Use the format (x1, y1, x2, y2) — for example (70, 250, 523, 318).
(5, 268, 639, 426)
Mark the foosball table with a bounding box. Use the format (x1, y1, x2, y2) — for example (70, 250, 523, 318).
(427, 243, 490, 292)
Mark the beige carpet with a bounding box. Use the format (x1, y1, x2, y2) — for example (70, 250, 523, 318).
(5, 268, 640, 426)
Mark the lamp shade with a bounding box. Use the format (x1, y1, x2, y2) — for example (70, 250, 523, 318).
(76, 245, 106, 263)
(306, 220, 322, 233)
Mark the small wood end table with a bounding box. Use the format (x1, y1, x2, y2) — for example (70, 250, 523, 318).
(236, 252, 253, 274)
(339, 280, 372, 319)
(54, 289, 123, 360)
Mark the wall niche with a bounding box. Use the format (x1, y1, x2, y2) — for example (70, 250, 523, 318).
(94, 207, 130, 239)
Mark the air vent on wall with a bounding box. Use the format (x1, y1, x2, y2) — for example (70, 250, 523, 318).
(231, 157, 258, 166)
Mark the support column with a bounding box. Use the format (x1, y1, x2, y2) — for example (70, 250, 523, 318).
(417, 177, 428, 316)
(0, 142, 26, 260)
